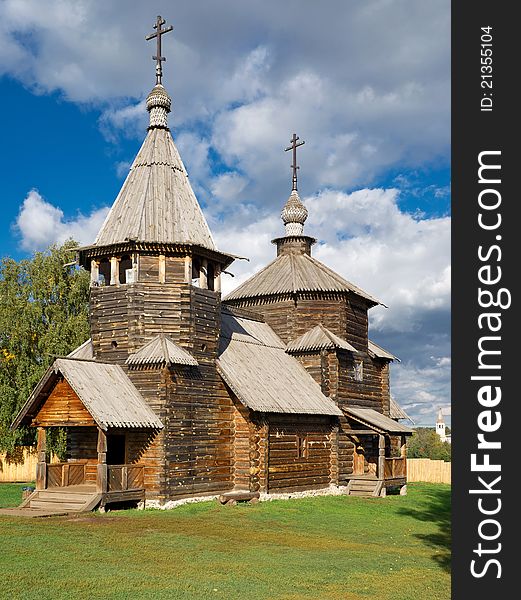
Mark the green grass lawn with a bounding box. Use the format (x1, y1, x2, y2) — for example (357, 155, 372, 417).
(0, 482, 450, 600)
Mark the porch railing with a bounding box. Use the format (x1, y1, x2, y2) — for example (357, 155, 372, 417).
(107, 464, 145, 492)
(384, 457, 406, 479)
(46, 463, 87, 488)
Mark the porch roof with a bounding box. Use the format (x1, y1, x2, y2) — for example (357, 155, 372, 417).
(12, 358, 163, 431)
(344, 407, 413, 435)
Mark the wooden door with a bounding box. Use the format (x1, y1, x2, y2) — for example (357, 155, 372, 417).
(106, 434, 126, 465)
(353, 443, 366, 475)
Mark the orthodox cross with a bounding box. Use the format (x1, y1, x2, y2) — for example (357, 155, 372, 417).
(285, 133, 305, 191)
(145, 15, 173, 85)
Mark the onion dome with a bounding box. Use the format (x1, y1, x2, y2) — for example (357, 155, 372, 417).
(281, 190, 308, 236)
(146, 84, 172, 129)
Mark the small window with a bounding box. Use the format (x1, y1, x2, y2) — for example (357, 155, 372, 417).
(353, 360, 364, 382)
(207, 262, 215, 291)
(296, 434, 308, 459)
(98, 259, 111, 286)
(119, 255, 133, 284)
(191, 259, 201, 287)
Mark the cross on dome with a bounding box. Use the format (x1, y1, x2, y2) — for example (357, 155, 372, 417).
(145, 15, 173, 85)
(281, 133, 308, 236)
(285, 133, 305, 192)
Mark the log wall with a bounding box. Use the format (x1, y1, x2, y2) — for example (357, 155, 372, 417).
(267, 415, 333, 492)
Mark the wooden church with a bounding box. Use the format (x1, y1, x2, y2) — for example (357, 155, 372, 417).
(11, 17, 412, 513)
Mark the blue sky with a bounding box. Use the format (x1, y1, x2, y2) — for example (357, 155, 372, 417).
(0, 0, 450, 425)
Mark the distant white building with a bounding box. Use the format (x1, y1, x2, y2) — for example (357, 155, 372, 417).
(436, 408, 451, 443)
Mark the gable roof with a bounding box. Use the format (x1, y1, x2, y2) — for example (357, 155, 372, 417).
(217, 311, 342, 416)
(286, 324, 358, 354)
(126, 334, 198, 367)
(224, 251, 382, 306)
(12, 358, 163, 431)
(344, 407, 413, 434)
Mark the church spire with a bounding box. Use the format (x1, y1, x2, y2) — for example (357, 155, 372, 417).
(145, 16, 174, 130)
(281, 133, 308, 236)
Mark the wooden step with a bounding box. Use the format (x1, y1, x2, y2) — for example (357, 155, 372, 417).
(350, 481, 377, 488)
(349, 490, 376, 497)
(36, 491, 93, 503)
(29, 500, 89, 512)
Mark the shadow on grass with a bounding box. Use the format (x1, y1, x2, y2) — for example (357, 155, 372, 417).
(399, 485, 451, 572)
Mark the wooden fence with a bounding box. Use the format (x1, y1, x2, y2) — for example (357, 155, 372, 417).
(407, 458, 451, 484)
(0, 447, 58, 483)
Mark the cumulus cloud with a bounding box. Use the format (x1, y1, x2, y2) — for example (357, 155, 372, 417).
(15, 189, 109, 251)
(0, 0, 449, 186)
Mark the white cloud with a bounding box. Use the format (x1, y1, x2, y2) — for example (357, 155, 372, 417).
(15, 189, 109, 251)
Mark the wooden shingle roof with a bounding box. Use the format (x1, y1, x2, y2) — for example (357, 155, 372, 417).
(285, 324, 358, 354)
(224, 252, 382, 305)
(93, 86, 216, 251)
(12, 358, 163, 431)
(344, 407, 413, 434)
(67, 339, 94, 360)
(389, 397, 414, 422)
(217, 311, 342, 416)
(368, 339, 399, 362)
(126, 334, 198, 367)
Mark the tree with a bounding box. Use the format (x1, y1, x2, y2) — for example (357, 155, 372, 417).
(407, 427, 451, 461)
(0, 241, 90, 455)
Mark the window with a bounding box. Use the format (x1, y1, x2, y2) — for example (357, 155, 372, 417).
(119, 255, 133, 284)
(296, 434, 309, 459)
(98, 259, 111, 286)
(191, 259, 201, 287)
(353, 360, 364, 382)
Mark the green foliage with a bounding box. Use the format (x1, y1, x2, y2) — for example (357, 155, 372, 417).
(407, 427, 451, 461)
(0, 241, 90, 455)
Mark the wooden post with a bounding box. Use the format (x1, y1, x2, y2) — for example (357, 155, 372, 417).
(90, 260, 99, 286)
(200, 259, 208, 289)
(35, 427, 47, 491)
(401, 434, 407, 479)
(158, 255, 166, 283)
(184, 256, 192, 283)
(378, 434, 386, 480)
(329, 425, 339, 485)
(61, 463, 70, 487)
(96, 428, 108, 494)
(214, 264, 221, 293)
(110, 257, 120, 285)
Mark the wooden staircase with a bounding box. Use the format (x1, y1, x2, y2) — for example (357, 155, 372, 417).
(0, 486, 102, 517)
(347, 478, 383, 497)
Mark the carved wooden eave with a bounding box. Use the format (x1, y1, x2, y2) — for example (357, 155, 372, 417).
(77, 241, 237, 270)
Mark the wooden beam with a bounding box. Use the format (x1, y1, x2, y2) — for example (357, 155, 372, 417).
(96, 428, 108, 494)
(35, 427, 47, 491)
(184, 255, 192, 283)
(158, 255, 166, 283)
(344, 429, 377, 435)
(214, 264, 221, 293)
(200, 259, 208, 289)
(378, 434, 386, 480)
(90, 260, 99, 286)
(110, 257, 119, 286)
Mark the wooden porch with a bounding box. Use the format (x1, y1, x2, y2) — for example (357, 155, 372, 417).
(32, 427, 146, 512)
(346, 433, 408, 497)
